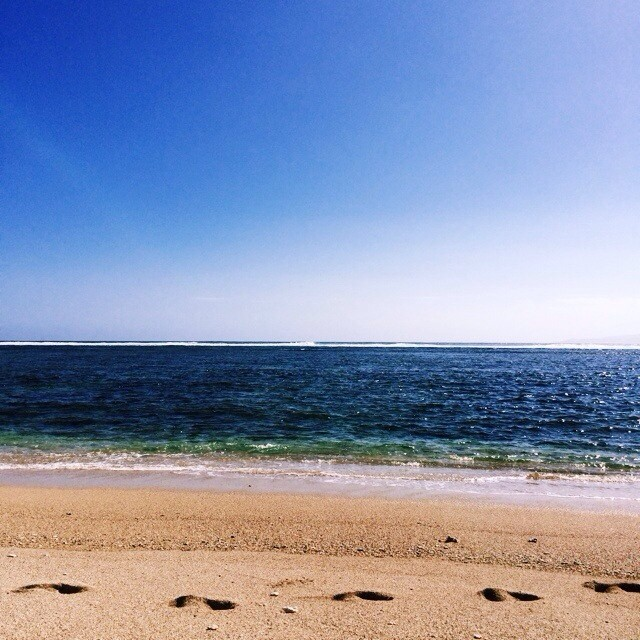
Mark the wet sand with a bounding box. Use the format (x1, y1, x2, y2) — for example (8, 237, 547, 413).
(1, 486, 639, 639)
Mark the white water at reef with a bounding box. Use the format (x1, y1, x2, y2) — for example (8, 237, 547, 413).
(2, 341, 640, 349)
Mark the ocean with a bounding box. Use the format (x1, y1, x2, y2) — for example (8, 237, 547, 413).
(1, 343, 639, 507)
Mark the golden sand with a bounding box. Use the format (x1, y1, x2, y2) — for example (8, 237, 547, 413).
(1, 486, 639, 639)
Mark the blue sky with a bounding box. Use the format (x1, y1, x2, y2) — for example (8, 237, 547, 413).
(1, 1, 639, 341)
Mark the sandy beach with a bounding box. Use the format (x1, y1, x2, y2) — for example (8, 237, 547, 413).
(1, 485, 639, 639)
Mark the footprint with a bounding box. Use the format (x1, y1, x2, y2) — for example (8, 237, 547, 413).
(584, 581, 640, 594)
(171, 595, 238, 610)
(480, 587, 541, 602)
(13, 583, 88, 595)
(333, 591, 394, 601)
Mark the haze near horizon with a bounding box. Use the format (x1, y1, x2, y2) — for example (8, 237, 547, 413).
(1, 1, 639, 342)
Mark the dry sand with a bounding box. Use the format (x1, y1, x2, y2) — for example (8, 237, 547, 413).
(1, 485, 639, 639)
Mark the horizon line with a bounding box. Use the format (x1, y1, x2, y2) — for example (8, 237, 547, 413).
(2, 340, 640, 349)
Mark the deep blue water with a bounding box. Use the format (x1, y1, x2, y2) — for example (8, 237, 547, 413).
(0, 345, 639, 473)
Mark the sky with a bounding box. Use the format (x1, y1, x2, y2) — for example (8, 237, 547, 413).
(1, 1, 639, 342)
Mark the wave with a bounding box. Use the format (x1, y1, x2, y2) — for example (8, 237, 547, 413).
(2, 341, 640, 349)
(0, 439, 637, 474)
(0, 450, 638, 483)
(1, 452, 638, 511)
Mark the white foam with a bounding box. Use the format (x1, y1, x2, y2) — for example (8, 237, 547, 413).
(0, 452, 638, 512)
(2, 341, 640, 349)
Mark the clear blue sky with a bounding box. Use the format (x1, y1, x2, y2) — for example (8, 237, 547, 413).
(1, 1, 639, 342)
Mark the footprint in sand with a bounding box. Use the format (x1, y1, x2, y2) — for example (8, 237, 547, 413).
(480, 587, 541, 602)
(583, 581, 640, 594)
(13, 583, 88, 595)
(171, 595, 238, 610)
(333, 591, 394, 602)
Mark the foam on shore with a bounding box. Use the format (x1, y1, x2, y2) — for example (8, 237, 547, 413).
(1, 454, 638, 512)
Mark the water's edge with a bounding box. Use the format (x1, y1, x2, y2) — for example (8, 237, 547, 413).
(1, 458, 638, 514)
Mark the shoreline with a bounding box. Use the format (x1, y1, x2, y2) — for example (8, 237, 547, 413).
(1, 460, 639, 513)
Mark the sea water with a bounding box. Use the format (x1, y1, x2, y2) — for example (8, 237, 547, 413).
(1, 343, 638, 509)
